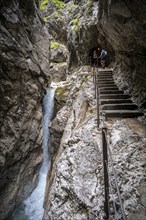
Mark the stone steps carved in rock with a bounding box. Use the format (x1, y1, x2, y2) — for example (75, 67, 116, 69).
(102, 103, 138, 110)
(102, 110, 143, 118)
(97, 70, 143, 118)
(99, 90, 124, 94)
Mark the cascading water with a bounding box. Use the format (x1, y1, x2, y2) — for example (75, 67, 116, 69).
(8, 86, 56, 220)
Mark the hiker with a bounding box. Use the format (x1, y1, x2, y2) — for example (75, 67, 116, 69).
(99, 49, 107, 68)
(93, 49, 98, 66)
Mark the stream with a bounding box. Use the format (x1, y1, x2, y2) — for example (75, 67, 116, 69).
(8, 87, 56, 220)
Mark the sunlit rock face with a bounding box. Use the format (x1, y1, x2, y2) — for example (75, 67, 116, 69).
(98, 0, 146, 105)
(0, 0, 50, 219)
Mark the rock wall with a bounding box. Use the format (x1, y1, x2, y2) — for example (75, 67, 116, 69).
(0, 0, 50, 219)
(98, 0, 146, 105)
(44, 0, 115, 68)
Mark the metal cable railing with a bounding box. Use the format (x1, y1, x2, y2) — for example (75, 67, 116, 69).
(92, 66, 127, 219)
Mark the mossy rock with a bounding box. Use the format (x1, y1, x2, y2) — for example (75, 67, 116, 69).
(55, 85, 68, 101)
(73, 17, 79, 25)
(50, 0, 66, 9)
(50, 41, 61, 49)
(39, 0, 49, 10)
(68, 3, 78, 13)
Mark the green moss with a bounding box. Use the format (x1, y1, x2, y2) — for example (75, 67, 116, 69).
(71, 17, 79, 33)
(85, 1, 93, 14)
(86, 0, 92, 7)
(55, 86, 67, 100)
(68, 3, 78, 12)
(50, 41, 61, 49)
(73, 17, 79, 25)
(74, 25, 79, 32)
(43, 15, 50, 22)
(50, 0, 66, 9)
(43, 11, 60, 22)
(39, 0, 49, 10)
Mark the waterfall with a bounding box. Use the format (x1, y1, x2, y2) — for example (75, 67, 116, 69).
(8, 86, 56, 220)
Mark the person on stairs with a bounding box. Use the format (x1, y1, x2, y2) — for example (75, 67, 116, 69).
(93, 49, 98, 66)
(99, 49, 107, 68)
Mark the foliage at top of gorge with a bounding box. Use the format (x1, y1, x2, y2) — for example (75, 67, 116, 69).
(40, 0, 66, 10)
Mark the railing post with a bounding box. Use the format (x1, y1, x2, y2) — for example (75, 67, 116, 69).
(102, 127, 109, 219)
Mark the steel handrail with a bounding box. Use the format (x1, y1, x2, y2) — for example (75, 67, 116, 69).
(93, 68, 126, 219)
(104, 130, 127, 220)
(93, 62, 100, 128)
(102, 127, 109, 219)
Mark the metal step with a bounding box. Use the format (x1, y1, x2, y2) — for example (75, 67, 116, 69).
(102, 103, 138, 110)
(99, 90, 124, 95)
(100, 94, 130, 99)
(100, 99, 133, 105)
(103, 110, 143, 118)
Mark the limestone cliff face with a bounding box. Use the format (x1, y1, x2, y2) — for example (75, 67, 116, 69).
(98, 0, 146, 105)
(0, 0, 50, 219)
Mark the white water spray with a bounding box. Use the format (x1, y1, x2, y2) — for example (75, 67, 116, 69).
(8, 86, 56, 220)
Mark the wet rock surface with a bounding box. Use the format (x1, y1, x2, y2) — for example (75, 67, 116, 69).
(44, 67, 146, 220)
(0, 0, 50, 219)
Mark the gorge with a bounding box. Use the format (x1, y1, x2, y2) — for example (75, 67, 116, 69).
(0, 0, 146, 220)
